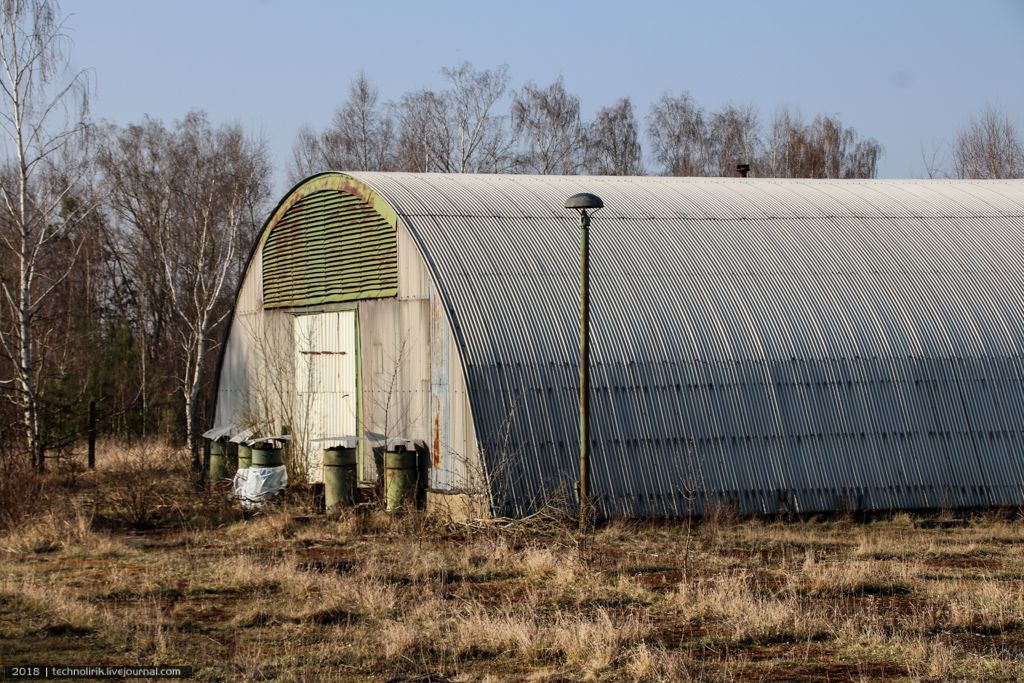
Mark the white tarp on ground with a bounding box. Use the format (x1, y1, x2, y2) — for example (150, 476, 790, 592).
(233, 466, 288, 509)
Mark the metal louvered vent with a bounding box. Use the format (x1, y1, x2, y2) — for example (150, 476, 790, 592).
(262, 189, 398, 308)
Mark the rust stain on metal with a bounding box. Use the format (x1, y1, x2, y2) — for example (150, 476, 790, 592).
(433, 412, 441, 467)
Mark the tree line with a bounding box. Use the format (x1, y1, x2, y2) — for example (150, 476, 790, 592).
(0, 0, 1020, 472)
(289, 67, 885, 180)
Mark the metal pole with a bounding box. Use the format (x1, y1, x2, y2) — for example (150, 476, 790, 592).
(578, 208, 591, 533)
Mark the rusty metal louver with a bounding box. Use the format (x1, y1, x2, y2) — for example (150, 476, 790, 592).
(262, 189, 397, 308)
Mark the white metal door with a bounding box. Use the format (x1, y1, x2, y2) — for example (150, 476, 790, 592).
(294, 311, 357, 481)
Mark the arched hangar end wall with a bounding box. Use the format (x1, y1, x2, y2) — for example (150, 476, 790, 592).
(212, 173, 482, 491)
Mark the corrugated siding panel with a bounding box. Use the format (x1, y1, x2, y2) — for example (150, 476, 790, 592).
(352, 173, 1024, 517)
(427, 280, 483, 494)
(358, 297, 431, 481)
(263, 189, 397, 308)
(429, 284, 451, 489)
(398, 223, 430, 300)
(451, 356, 481, 492)
(215, 250, 294, 435)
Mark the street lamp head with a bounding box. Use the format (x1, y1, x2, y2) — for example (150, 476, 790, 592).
(564, 192, 604, 213)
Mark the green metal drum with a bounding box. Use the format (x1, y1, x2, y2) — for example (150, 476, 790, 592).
(237, 444, 252, 470)
(384, 449, 418, 511)
(209, 439, 228, 481)
(227, 440, 239, 470)
(323, 447, 357, 511)
(251, 446, 283, 467)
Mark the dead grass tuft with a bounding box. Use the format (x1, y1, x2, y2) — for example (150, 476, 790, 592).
(934, 579, 1024, 632)
(802, 559, 915, 597)
(551, 608, 650, 676)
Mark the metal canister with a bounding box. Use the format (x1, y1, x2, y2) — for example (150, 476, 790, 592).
(237, 444, 252, 470)
(251, 446, 283, 467)
(227, 440, 239, 470)
(323, 446, 357, 511)
(209, 439, 228, 481)
(384, 449, 418, 511)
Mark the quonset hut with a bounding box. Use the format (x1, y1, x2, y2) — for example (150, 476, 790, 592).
(211, 172, 1024, 517)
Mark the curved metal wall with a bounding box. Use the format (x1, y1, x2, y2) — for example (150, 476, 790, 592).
(355, 173, 1024, 517)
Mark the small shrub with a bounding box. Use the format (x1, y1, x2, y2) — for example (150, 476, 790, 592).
(0, 453, 52, 532)
(94, 442, 189, 529)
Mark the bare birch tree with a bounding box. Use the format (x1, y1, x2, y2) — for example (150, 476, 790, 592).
(392, 62, 512, 173)
(288, 73, 395, 181)
(441, 62, 512, 173)
(646, 92, 710, 176)
(288, 123, 323, 182)
(392, 88, 447, 172)
(511, 77, 587, 174)
(759, 108, 803, 177)
(585, 97, 642, 176)
(759, 109, 880, 178)
(0, 0, 91, 469)
(953, 106, 1023, 179)
(707, 104, 761, 176)
(100, 112, 270, 466)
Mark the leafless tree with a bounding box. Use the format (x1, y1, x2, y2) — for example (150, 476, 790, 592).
(585, 97, 642, 176)
(759, 108, 880, 178)
(646, 91, 710, 177)
(99, 112, 270, 466)
(707, 104, 761, 176)
(649, 94, 880, 179)
(759, 108, 802, 177)
(288, 73, 395, 182)
(842, 126, 882, 178)
(392, 62, 512, 173)
(953, 106, 1023, 179)
(511, 77, 587, 175)
(441, 62, 512, 172)
(392, 89, 446, 173)
(0, 0, 92, 469)
(289, 124, 320, 182)
(920, 140, 950, 179)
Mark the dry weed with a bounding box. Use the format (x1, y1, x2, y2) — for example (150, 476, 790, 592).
(380, 618, 430, 661)
(0, 455, 51, 531)
(551, 607, 649, 676)
(93, 441, 191, 528)
(454, 606, 541, 658)
(936, 579, 1024, 632)
(802, 559, 915, 597)
(853, 530, 912, 560)
(623, 643, 697, 682)
(670, 571, 830, 643)
(3, 575, 103, 631)
(1, 499, 120, 555)
(519, 545, 561, 577)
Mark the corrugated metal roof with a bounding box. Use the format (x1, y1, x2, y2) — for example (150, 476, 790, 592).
(359, 174, 1024, 516)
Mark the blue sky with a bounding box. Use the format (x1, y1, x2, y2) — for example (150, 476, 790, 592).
(63, 0, 1024, 194)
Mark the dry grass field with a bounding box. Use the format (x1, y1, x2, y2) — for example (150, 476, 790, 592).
(1, 443, 1023, 682)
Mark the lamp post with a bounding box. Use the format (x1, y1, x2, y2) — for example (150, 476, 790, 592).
(565, 191, 603, 532)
